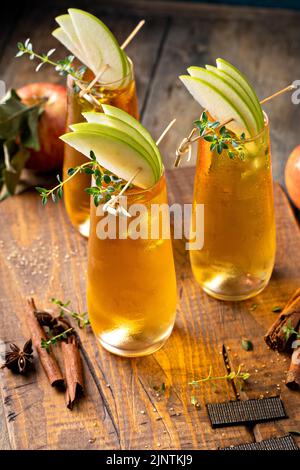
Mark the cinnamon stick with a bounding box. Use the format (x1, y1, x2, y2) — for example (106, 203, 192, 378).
(264, 288, 300, 352)
(286, 344, 300, 390)
(26, 298, 64, 387)
(61, 335, 83, 409)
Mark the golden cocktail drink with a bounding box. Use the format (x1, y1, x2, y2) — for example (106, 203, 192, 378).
(190, 116, 276, 300)
(87, 174, 177, 357)
(64, 65, 139, 237)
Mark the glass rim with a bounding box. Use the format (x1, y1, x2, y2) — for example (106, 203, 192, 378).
(123, 167, 165, 198)
(235, 111, 269, 144)
(69, 56, 134, 88)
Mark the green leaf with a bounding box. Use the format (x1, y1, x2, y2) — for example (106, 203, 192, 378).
(90, 150, 96, 161)
(204, 135, 215, 142)
(67, 167, 75, 176)
(35, 186, 47, 195)
(4, 147, 30, 195)
(103, 174, 111, 184)
(200, 111, 208, 123)
(241, 338, 253, 351)
(57, 187, 63, 199)
(272, 306, 282, 313)
(83, 167, 94, 175)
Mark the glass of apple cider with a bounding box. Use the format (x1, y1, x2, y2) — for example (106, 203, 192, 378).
(87, 172, 177, 357)
(190, 113, 276, 301)
(64, 60, 139, 237)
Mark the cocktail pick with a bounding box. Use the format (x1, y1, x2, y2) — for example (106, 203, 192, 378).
(175, 83, 296, 167)
(103, 118, 177, 216)
(78, 20, 145, 99)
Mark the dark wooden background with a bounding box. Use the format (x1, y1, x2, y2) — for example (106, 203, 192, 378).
(0, 0, 300, 450)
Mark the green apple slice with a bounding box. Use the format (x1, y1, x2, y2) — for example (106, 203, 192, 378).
(52, 27, 88, 67)
(66, 122, 158, 184)
(102, 105, 163, 174)
(204, 65, 262, 132)
(81, 112, 161, 178)
(84, 107, 162, 172)
(216, 58, 264, 128)
(60, 129, 156, 189)
(186, 67, 258, 136)
(68, 8, 126, 82)
(180, 75, 251, 137)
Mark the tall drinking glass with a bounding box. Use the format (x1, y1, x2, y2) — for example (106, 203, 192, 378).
(87, 172, 177, 357)
(190, 114, 276, 301)
(63, 62, 139, 237)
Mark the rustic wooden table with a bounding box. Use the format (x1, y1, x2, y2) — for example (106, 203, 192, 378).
(0, 0, 300, 450)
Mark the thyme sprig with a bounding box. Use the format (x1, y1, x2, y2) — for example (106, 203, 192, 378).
(16, 39, 86, 80)
(36, 151, 126, 207)
(51, 298, 90, 329)
(282, 320, 300, 342)
(41, 327, 73, 352)
(194, 111, 246, 158)
(189, 364, 250, 389)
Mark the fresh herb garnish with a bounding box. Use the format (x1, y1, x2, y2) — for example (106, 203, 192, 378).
(16, 39, 85, 81)
(241, 338, 253, 351)
(194, 111, 247, 159)
(272, 306, 283, 313)
(51, 298, 90, 329)
(36, 151, 127, 207)
(41, 327, 73, 352)
(189, 364, 250, 390)
(282, 320, 300, 341)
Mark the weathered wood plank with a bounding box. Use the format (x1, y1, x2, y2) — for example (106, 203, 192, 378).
(0, 168, 299, 449)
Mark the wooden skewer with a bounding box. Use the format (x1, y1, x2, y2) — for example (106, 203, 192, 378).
(103, 167, 142, 213)
(75, 80, 102, 109)
(121, 20, 145, 50)
(79, 64, 110, 97)
(260, 83, 296, 105)
(156, 119, 176, 145)
(175, 83, 296, 167)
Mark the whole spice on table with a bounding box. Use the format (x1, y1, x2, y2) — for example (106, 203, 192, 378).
(264, 288, 300, 390)
(1, 339, 33, 373)
(264, 288, 300, 351)
(26, 297, 64, 387)
(35, 299, 85, 409)
(61, 335, 84, 409)
(286, 343, 300, 390)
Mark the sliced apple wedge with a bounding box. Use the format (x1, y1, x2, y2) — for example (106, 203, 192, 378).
(83, 108, 163, 174)
(204, 65, 262, 132)
(55, 14, 85, 56)
(68, 8, 126, 82)
(60, 129, 156, 189)
(52, 27, 87, 67)
(186, 67, 259, 136)
(180, 75, 251, 137)
(72, 116, 160, 180)
(216, 58, 264, 128)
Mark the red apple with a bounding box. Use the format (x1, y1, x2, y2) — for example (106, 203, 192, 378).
(17, 83, 67, 172)
(285, 144, 300, 209)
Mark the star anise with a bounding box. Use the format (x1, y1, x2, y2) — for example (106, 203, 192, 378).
(34, 310, 58, 328)
(1, 339, 33, 373)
